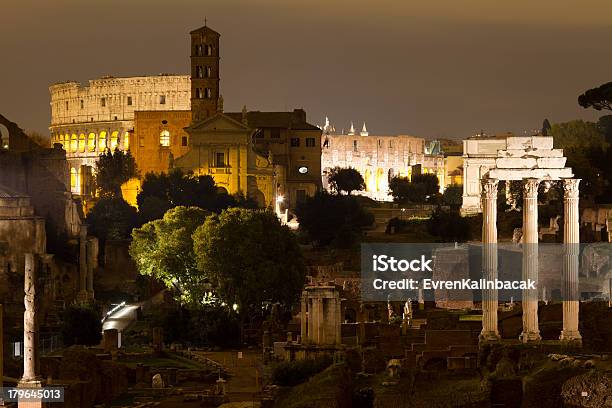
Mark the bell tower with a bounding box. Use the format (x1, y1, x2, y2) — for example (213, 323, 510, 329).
(190, 23, 220, 123)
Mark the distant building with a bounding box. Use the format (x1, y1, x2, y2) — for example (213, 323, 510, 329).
(49, 74, 190, 197)
(320, 118, 445, 201)
(174, 25, 322, 211)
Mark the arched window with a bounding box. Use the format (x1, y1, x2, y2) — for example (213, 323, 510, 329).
(110, 131, 119, 150)
(160, 130, 170, 147)
(78, 133, 86, 152)
(70, 167, 77, 191)
(87, 133, 96, 151)
(99, 131, 107, 150)
(59, 134, 65, 149)
(124, 131, 130, 150)
(70, 134, 78, 152)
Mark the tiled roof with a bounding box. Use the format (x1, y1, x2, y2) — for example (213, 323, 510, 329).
(225, 110, 320, 131)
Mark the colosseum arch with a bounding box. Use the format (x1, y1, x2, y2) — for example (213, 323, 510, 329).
(87, 132, 96, 152)
(70, 134, 77, 152)
(78, 133, 86, 152)
(110, 131, 119, 150)
(99, 131, 107, 150)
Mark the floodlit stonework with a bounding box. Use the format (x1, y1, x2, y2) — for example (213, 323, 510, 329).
(320, 120, 445, 201)
(462, 134, 572, 214)
(49, 75, 190, 195)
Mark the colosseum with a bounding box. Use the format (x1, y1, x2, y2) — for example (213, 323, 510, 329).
(49, 74, 190, 195)
(320, 120, 446, 201)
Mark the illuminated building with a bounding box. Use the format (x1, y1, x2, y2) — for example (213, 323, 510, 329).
(320, 119, 445, 201)
(48, 74, 190, 198)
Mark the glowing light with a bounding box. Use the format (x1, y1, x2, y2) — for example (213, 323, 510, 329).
(232, 303, 238, 311)
(276, 195, 284, 203)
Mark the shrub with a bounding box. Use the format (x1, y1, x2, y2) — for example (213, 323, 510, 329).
(271, 355, 334, 386)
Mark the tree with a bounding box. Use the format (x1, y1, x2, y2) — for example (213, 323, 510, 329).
(137, 169, 256, 223)
(389, 174, 439, 204)
(542, 119, 552, 136)
(95, 148, 138, 197)
(427, 207, 472, 242)
(327, 167, 365, 195)
(442, 184, 463, 209)
(87, 196, 138, 243)
(130, 206, 209, 304)
(549, 120, 609, 200)
(193, 208, 305, 315)
(61, 305, 102, 346)
(412, 173, 440, 197)
(295, 192, 374, 247)
(578, 82, 612, 111)
(598, 115, 612, 142)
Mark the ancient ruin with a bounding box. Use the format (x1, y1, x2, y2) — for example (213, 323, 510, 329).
(479, 136, 582, 344)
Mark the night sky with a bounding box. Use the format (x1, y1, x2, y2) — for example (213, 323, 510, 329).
(1, 0, 611, 138)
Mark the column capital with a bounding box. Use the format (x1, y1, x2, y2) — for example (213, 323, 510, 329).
(523, 178, 540, 199)
(563, 178, 581, 199)
(481, 178, 499, 199)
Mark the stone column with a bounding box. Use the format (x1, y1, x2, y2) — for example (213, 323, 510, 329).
(300, 293, 307, 343)
(86, 238, 97, 298)
(19, 254, 43, 408)
(520, 179, 541, 343)
(480, 178, 500, 342)
(560, 179, 582, 345)
(335, 297, 342, 345)
(78, 225, 88, 301)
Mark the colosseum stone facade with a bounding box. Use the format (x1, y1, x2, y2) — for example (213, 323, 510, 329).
(49, 74, 190, 195)
(320, 121, 445, 201)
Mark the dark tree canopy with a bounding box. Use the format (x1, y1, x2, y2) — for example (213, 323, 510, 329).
(193, 208, 306, 313)
(295, 191, 374, 247)
(389, 173, 439, 204)
(542, 118, 552, 136)
(61, 305, 102, 346)
(327, 167, 365, 195)
(442, 184, 463, 209)
(137, 169, 256, 223)
(95, 148, 138, 197)
(579, 82, 612, 111)
(87, 196, 138, 242)
(549, 120, 610, 201)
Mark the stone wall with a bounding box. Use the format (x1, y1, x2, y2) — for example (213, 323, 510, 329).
(321, 132, 445, 201)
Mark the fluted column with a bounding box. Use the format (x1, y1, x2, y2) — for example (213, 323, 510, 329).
(560, 179, 582, 345)
(480, 178, 500, 342)
(520, 179, 541, 343)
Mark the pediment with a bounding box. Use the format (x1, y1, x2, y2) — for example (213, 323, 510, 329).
(187, 113, 250, 133)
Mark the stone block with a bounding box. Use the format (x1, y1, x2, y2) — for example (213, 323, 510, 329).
(498, 149, 563, 158)
(531, 136, 554, 150)
(495, 157, 537, 169)
(488, 167, 573, 180)
(536, 157, 566, 168)
(506, 137, 532, 150)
